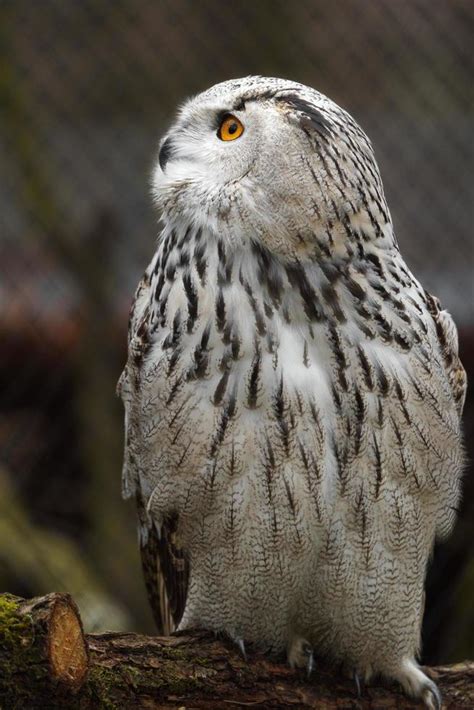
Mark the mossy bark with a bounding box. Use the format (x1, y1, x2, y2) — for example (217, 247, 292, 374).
(1, 593, 474, 709)
(0, 592, 88, 709)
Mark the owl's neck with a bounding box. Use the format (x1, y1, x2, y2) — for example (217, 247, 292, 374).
(149, 219, 416, 349)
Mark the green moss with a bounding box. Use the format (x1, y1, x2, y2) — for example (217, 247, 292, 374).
(0, 595, 37, 709)
(86, 666, 120, 710)
(85, 658, 209, 707)
(0, 595, 33, 650)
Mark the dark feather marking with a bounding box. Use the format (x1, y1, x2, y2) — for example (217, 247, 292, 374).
(284, 478, 302, 543)
(377, 397, 384, 427)
(166, 376, 183, 405)
(263, 437, 278, 535)
(213, 368, 230, 406)
(231, 332, 240, 360)
(182, 272, 198, 333)
(217, 240, 233, 285)
(282, 305, 291, 324)
(282, 93, 332, 138)
(365, 252, 384, 277)
(394, 380, 412, 425)
(372, 433, 383, 499)
(168, 392, 193, 429)
(332, 437, 348, 493)
(162, 310, 182, 349)
(215, 289, 226, 332)
(166, 348, 180, 377)
(328, 324, 348, 369)
(194, 240, 207, 286)
(353, 387, 365, 455)
(166, 261, 176, 281)
(247, 345, 262, 408)
(373, 310, 393, 342)
(357, 346, 374, 390)
(243, 279, 267, 336)
(177, 439, 194, 467)
(321, 283, 346, 323)
(209, 390, 237, 458)
(309, 401, 324, 443)
(375, 363, 390, 397)
(219, 351, 232, 373)
(177, 225, 192, 249)
(393, 330, 412, 350)
(286, 263, 325, 322)
(178, 249, 190, 268)
(155, 231, 174, 274)
(222, 322, 232, 345)
(132, 312, 151, 368)
(392, 418, 404, 447)
(187, 342, 209, 380)
(154, 273, 165, 302)
(158, 293, 169, 325)
(320, 261, 341, 284)
(346, 277, 367, 301)
(274, 376, 291, 455)
(328, 325, 349, 391)
(284, 478, 296, 516)
(263, 301, 273, 318)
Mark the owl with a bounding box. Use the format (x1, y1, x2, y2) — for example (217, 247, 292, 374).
(118, 76, 466, 708)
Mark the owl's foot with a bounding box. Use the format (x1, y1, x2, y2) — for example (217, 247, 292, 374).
(390, 659, 441, 710)
(287, 637, 314, 678)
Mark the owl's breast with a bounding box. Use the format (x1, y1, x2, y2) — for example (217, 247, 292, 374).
(127, 229, 462, 555)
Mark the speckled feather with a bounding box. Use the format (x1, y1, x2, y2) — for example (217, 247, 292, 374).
(118, 77, 466, 708)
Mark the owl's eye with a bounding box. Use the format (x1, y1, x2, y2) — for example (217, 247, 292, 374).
(217, 114, 244, 141)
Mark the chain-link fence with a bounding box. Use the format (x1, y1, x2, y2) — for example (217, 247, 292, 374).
(0, 0, 472, 663)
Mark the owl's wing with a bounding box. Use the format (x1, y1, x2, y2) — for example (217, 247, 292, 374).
(118, 269, 190, 634)
(426, 292, 467, 416)
(136, 487, 189, 635)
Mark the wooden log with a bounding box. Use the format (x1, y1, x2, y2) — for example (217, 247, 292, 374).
(0, 592, 89, 707)
(1, 593, 473, 709)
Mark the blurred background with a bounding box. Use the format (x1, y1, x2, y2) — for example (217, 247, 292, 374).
(0, 0, 472, 664)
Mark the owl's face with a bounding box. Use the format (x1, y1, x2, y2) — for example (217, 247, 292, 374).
(153, 76, 389, 257)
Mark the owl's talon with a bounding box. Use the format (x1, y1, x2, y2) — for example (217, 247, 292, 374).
(422, 683, 442, 710)
(235, 637, 247, 661)
(306, 650, 314, 678)
(353, 671, 362, 698)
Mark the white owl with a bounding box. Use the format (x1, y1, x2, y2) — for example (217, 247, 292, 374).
(118, 77, 466, 709)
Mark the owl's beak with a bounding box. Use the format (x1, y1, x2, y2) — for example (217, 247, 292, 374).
(158, 137, 174, 171)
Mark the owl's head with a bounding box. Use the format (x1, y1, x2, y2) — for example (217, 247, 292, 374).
(153, 76, 392, 258)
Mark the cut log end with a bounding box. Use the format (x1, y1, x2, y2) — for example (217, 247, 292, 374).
(47, 595, 89, 689)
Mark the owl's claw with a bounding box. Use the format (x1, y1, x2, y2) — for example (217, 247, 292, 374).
(235, 637, 247, 661)
(422, 682, 442, 710)
(306, 649, 314, 678)
(354, 671, 362, 698)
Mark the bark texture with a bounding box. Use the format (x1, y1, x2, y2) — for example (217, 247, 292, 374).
(1, 593, 473, 709)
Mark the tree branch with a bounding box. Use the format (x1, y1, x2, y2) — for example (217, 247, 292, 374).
(1, 593, 473, 709)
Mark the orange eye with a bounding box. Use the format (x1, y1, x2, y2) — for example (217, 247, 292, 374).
(218, 114, 244, 141)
